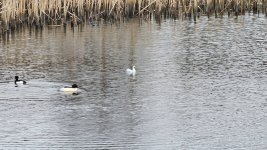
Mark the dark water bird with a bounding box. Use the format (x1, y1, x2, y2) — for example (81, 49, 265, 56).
(14, 76, 26, 85)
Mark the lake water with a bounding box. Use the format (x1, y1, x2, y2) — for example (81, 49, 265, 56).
(0, 14, 267, 149)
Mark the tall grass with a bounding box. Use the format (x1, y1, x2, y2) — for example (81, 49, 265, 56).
(0, 0, 266, 32)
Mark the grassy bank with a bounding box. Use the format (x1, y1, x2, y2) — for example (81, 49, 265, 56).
(0, 0, 266, 33)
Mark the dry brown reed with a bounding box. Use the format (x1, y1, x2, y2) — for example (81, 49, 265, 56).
(0, 0, 266, 33)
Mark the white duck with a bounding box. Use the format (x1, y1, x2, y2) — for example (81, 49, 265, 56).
(126, 66, 136, 76)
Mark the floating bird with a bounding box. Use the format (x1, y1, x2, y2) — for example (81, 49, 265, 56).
(60, 84, 78, 93)
(126, 66, 136, 76)
(14, 76, 26, 85)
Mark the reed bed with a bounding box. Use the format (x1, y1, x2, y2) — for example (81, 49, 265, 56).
(0, 0, 266, 33)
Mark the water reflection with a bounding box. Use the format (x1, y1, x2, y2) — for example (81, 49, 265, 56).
(0, 15, 267, 149)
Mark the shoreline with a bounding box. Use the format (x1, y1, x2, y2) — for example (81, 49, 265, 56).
(0, 0, 266, 35)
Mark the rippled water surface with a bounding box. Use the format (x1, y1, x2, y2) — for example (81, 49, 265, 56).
(0, 14, 267, 149)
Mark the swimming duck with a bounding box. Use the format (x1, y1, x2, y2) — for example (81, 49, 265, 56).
(126, 66, 136, 76)
(14, 76, 27, 85)
(60, 84, 78, 92)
